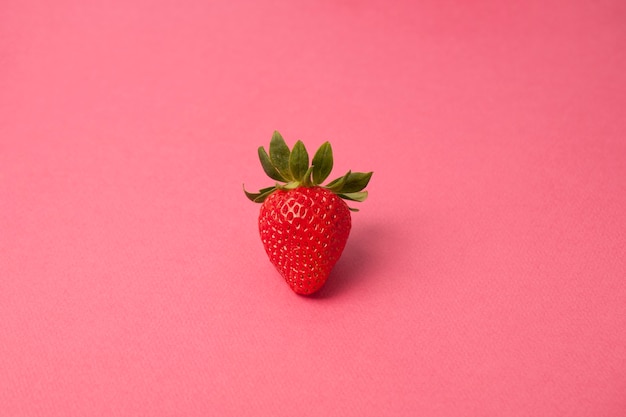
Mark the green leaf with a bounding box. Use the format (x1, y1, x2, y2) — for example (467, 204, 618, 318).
(301, 166, 314, 187)
(269, 131, 292, 180)
(243, 185, 276, 203)
(254, 188, 276, 202)
(258, 185, 277, 194)
(281, 181, 299, 190)
(325, 170, 350, 192)
(338, 171, 373, 193)
(289, 140, 309, 181)
(339, 191, 368, 202)
(258, 146, 286, 182)
(311, 142, 333, 185)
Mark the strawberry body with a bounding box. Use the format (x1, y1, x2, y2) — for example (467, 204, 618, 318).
(259, 187, 351, 295)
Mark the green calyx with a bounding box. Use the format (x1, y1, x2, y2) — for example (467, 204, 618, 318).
(244, 130, 373, 210)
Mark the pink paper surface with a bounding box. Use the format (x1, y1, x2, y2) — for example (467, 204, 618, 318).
(2, 0, 625, 415)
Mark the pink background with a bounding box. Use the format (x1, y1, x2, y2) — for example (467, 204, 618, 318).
(2, 0, 625, 415)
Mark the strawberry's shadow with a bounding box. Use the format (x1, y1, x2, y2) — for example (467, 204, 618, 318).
(309, 223, 382, 299)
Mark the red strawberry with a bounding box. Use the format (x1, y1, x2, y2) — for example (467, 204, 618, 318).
(245, 131, 372, 295)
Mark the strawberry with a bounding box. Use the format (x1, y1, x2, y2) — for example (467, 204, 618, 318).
(244, 131, 372, 295)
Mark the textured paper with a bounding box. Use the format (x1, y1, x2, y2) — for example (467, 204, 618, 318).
(1, 0, 625, 416)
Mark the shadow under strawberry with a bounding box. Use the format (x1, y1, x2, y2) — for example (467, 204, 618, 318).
(307, 224, 377, 299)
